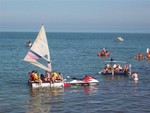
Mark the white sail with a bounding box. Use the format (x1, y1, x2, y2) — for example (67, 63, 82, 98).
(23, 25, 52, 72)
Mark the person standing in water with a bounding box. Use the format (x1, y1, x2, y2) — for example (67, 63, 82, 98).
(132, 72, 138, 81)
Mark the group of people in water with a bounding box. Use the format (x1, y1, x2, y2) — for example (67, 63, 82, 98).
(97, 47, 150, 81)
(98, 48, 150, 60)
(28, 48, 146, 83)
(102, 63, 138, 80)
(28, 70, 63, 84)
(102, 63, 129, 74)
(97, 48, 110, 57)
(134, 50, 150, 60)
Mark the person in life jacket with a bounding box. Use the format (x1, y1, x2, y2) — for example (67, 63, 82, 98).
(83, 75, 94, 83)
(137, 52, 143, 59)
(53, 71, 58, 80)
(32, 71, 42, 84)
(50, 70, 58, 83)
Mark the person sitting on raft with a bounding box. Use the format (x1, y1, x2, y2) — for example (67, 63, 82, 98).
(29, 71, 34, 81)
(102, 63, 111, 73)
(33, 71, 42, 84)
(51, 70, 63, 83)
(40, 74, 45, 81)
(123, 64, 129, 72)
(28, 70, 36, 81)
(101, 48, 107, 55)
(98, 48, 110, 57)
(57, 72, 63, 81)
(135, 52, 143, 59)
(29, 70, 42, 84)
(114, 64, 123, 72)
(100, 48, 110, 56)
(45, 71, 52, 82)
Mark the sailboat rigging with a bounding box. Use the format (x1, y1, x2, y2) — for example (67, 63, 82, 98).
(23, 25, 51, 72)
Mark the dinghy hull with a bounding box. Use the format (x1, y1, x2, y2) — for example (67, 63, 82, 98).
(28, 80, 64, 88)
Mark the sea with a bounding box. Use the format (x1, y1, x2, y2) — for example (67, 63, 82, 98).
(0, 32, 150, 113)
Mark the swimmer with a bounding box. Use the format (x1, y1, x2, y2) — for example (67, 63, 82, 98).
(132, 72, 138, 81)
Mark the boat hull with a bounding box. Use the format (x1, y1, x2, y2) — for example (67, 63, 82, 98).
(69, 79, 99, 86)
(28, 80, 64, 88)
(101, 71, 130, 76)
(115, 37, 124, 42)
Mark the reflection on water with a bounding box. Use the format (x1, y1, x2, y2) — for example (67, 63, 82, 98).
(26, 88, 64, 113)
(133, 80, 138, 85)
(69, 85, 99, 95)
(83, 85, 99, 95)
(103, 74, 129, 81)
(26, 85, 99, 113)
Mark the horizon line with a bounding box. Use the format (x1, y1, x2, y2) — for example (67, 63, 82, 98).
(0, 30, 150, 34)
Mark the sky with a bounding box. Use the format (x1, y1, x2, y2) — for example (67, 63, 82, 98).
(0, 0, 150, 33)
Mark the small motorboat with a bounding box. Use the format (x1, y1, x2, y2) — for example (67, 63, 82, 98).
(25, 40, 32, 47)
(115, 37, 124, 42)
(67, 75, 99, 86)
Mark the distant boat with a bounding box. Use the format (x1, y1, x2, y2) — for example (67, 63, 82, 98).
(25, 40, 32, 47)
(115, 37, 124, 42)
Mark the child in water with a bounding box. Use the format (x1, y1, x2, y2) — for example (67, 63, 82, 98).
(132, 72, 138, 81)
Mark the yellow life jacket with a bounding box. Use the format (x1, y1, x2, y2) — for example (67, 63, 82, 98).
(33, 73, 38, 80)
(53, 72, 58, 80)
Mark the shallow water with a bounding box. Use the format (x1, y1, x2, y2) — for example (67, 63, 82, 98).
(0, 32, 150, 113)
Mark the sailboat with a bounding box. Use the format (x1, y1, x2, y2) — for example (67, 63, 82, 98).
(23, 25, 64, 88)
